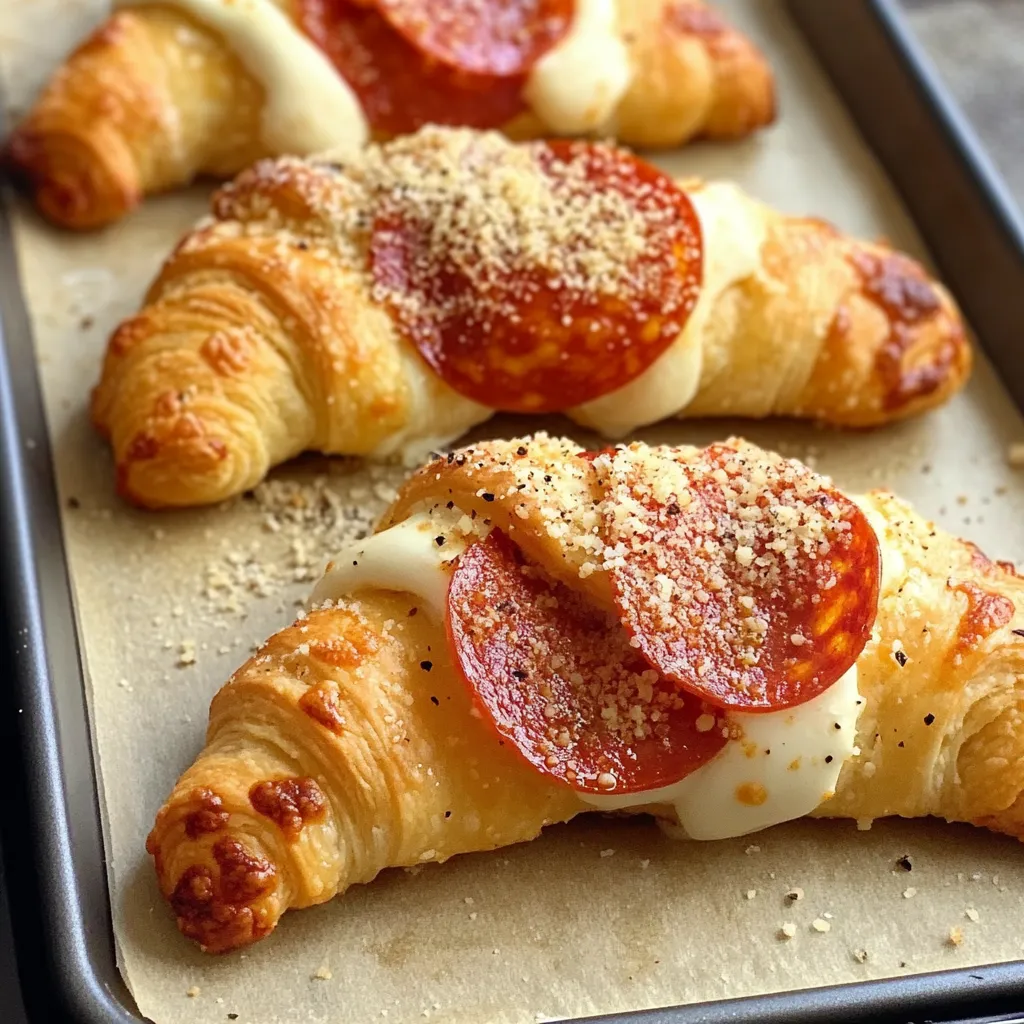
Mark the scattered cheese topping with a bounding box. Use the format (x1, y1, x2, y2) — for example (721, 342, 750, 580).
(363, 127, 697, 333)
(811, 918, 831, 933)
(596, 439, 864, 704)
(778, 922, 797, 940)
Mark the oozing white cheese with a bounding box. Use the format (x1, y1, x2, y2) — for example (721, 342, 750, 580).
(580, 666, 863, 840)
(309, 509, 481, 618)
(119, 0, 368, 156)
(310, 512, 866, 840)
(523, 0, 632, 135)
(570, 183, 768, 437)
(366, 346, 492, 465)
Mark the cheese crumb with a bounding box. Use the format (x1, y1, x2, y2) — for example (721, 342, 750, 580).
(778, 922, 797, 940)
(947, 926, 964, 947)
(745, 889, 756, 900)
(186, 986, 201, 998)
(903, 887, 917, 899)
(811, 918, 831, 933)
(965, 907, 980, 923)
(312, 966, 333, 981)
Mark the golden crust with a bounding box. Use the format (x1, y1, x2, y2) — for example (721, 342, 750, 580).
(148, 436, 1024, 953)
(684, 215, 972, 426)
(5, 7, 268, 230)
(93, 153, 970, 509)
(6, 0, 773, 229)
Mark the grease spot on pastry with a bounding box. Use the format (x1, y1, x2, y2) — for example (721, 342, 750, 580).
(307, 631, 380, 669)
(947, 579, 1015, 655)
(298, 681, 347, 734)
(249, 777, 327, 840)
(168, 838, 276, 953)
(200, 329, 251, 375)
(184, 787, 230, 839)
(849, 247, 967, 413)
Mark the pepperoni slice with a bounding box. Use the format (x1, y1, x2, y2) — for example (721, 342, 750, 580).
(371, 139, 703, 412)
(447, 530, 725, 794)
(597, 443, 880, 712)
(296, 0, 537, 133)
(377, 0, 573, 77)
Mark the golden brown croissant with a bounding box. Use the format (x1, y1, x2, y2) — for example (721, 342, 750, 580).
(5, 0, 774, 229)
(146, 433, 1024, 954)
(92, 128, 970, 510)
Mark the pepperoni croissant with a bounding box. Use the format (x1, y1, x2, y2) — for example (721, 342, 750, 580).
(92, 128, 971, 510)
(6, 0, 774, 230)
(146, 433, 1024, 953)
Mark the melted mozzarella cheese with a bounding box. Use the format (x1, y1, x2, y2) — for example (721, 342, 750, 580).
(580, 667, 863, 839)
(366, 346, 491, 464)
(119, 0, 368, 155)
(570, 182, 768, 437)
(310, 509, 482, 618)
(523, 0, 632, 135)
(311, 512, 866, 840)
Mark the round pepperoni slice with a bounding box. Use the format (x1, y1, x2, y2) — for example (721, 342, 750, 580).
(371, 138, 703, 412)
(377, 0, 573, 77)
(597, 443, 880, 712)
(447, 529, 726, 794)
(296, 0, 534, 133)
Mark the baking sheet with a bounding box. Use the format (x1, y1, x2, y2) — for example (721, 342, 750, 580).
(4, 2, 1024, 1023)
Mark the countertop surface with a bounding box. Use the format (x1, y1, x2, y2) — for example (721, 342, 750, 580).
(902, 0, 1024, 207)
(0, 3, 1021, 1023)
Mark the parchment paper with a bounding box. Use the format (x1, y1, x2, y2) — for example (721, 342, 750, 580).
(4, 3, 1024, 1022)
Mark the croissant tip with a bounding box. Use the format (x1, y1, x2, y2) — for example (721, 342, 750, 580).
(4, 125, 140, 230)
(160, 836, 279, 954)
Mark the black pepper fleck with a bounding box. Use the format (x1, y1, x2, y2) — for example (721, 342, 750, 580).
(430, 695, 439, 706)
(924, 713, 935, 726)
(1013, 629, 1024, 638)
(420, 661, 433, 672)
(409, 607, 418, 617)
(896, 855, 913, 872)
(444, 810, 451, 819)
(446, 500, 455, 509)
(894, 649, 908, 667)
(435, 536, 446, 547)
(512, 669, 528, 681)
(825, 755, 833, 764)
(482, 493, 495, 502)
(834, 723, 841, 730)
(898, 741, 905, 748)
(516, 446, 528, 456)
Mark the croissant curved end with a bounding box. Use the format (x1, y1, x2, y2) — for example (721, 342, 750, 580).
(5, 125, 140, 230)
(147, 824, 283, 954)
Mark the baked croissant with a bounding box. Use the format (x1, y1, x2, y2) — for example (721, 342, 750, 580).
(147, 434, 1024, 954)
(6, 0, 775, 229)
(92, 128, 970, 510)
